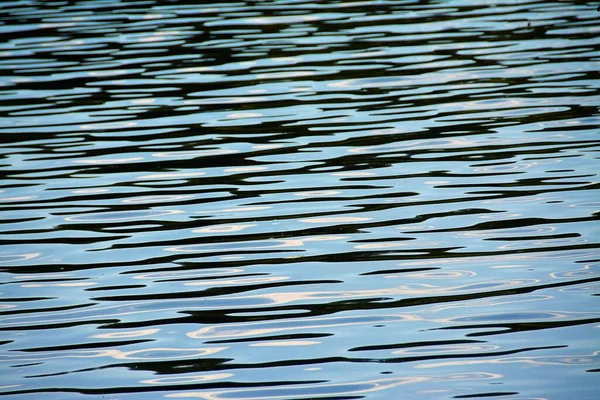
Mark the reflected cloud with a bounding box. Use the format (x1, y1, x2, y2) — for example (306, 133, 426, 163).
(398, 270, 477, 279)
(0, 347, 227, 363)
(429, 295, 551, 313)
(348, 137, 489, 155)
(495, 237, 586, 250)
(416, 352, 599, 369)
(0, 385, 22, 391)
(184, 276, 288, 287)
(194, 206, 272, 216)
(91, 328, 160, 339)
(569, 202, 600, 208)
(193, 224, 256, 233)
(443, 310, 600, 324)
(165, 377, 429, 399)
(166, 236, 347, 253)
(72, 188, 110, 194)
(0, 195, 38, 202)
(294, 190, 341, 197)
(551, 264, 597, 279)
(396, 249, 599, 268)
(370, 279, 538, 296)
(455, 226, 557, 238)
(224, 166, 268, 173)
(165, 373, 500, 399)
(152, 149, 238, 158)
(140, 172, 206, 179)
(13, 272, 73, 280)
(558, 283, 600, 293)
(249, 340, 320, 347)
(332, 171, 376, 177)
(252, 144, 285, 150)
(0, 253, 41, 264)
(123, 195, 196, 204)
(65, 209, 181, 222)
(102, 347, 227, 361)
(74, 157, 144, 165)
(142, 373, 233, 385)
(393, 344, 498, 356)
(189, 97, 269, 105)
(0, 298, 270, 328)
(21, 282, 96, 288)
(162, 278, 546, 313)
(80, 121, 137, 130)
(299, 216, 371, 223)
(226, 112, 263, 119)
(354, 242, 408, 250)
(132, 268, 246, 281)
(188, 314, 419, 340)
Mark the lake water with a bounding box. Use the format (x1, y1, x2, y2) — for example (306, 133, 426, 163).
(1, 0, 599, 399)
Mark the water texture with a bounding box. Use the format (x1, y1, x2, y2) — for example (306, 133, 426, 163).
(1, 0, 599, 399)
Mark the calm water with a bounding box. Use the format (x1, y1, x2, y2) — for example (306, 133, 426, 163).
(1, 0, 599, 399)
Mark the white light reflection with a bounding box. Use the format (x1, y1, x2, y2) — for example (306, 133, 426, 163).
(165, 373, 500, 399)
(141, 373, 233, 385)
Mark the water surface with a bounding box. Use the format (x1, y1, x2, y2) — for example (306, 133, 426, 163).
(1, 0, 599, 399)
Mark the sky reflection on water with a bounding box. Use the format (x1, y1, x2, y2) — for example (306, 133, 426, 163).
(1, 0, 599, 399)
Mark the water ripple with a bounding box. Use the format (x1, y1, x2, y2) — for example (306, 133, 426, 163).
(1, 0, 599, 398)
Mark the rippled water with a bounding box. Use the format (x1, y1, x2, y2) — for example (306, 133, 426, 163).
(1, 0, 599, 399)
